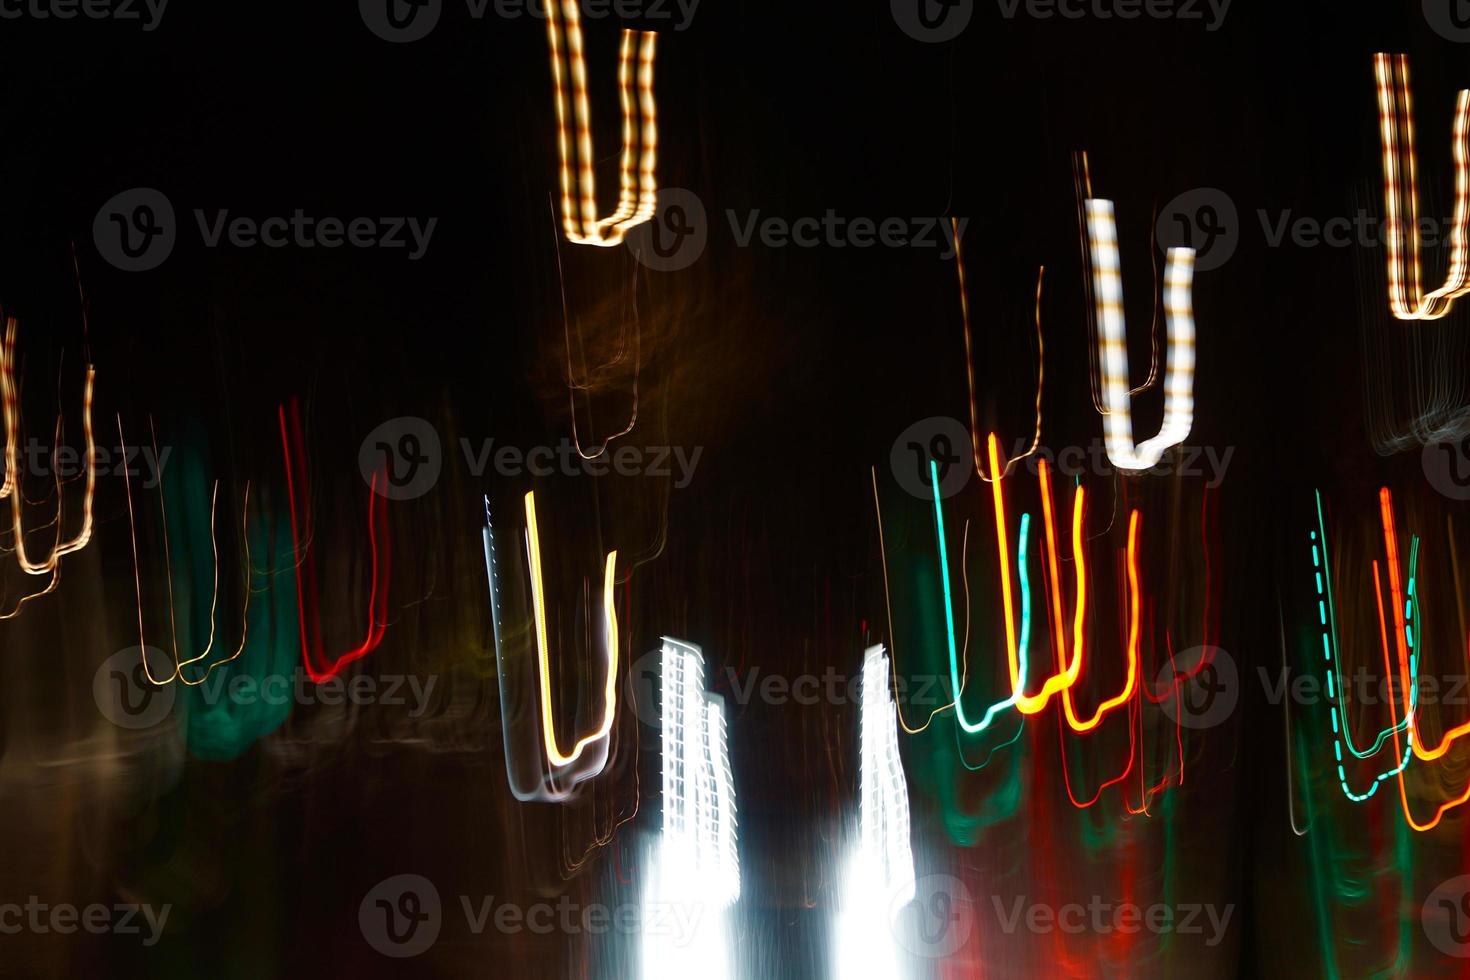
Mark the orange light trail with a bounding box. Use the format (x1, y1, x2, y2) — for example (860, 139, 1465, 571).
(546, 0, 658, 246)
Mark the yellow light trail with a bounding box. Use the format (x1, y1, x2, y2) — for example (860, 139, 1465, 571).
(524, 489, 620, 768)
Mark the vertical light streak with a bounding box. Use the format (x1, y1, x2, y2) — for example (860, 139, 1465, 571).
(523, 490, 620, 768)
(644, 638, 738, 980)
(547, 0, 658, 245)
(278, 400, 390, 683)
(1060, 510, 1142, 733)
(1373, 53, 1470, 320)
(118, 423, 254, 688)
(1309, 493, 1411, 802)
(835, 645, 916, 980)
(0, 318, 97, 574)
(1084, 200, 1196, 471)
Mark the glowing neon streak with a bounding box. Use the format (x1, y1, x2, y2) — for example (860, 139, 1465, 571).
(1060, 510, 1142, 733)
(930, 453, 1029, 732)
(119, 424, 253, 688)
(1309, 493, 1411, 802)
(1373, 53, 1470, 320)
(0, 318, 97, 574)
(834, 645, 915, 979)
(523, 490, 620, 769)
(547, 0, 657, 245)
(644, 638, 738, 980)
(1312, 490, 1405, 761)
(1084, 199, 1196, 471)
(278, 401, 389, 683)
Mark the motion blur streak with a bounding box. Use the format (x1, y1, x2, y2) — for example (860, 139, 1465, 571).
(1084, 199, 1196, 471)
(644, 638, 738, 980)
(0, 317, 96, 576)
(278, 399, 390, 682)
(1373, 53, 1470, 321)
(524, 489, 621, 769)
(834, 646, 916, 979)
(546, 0, 658, 246)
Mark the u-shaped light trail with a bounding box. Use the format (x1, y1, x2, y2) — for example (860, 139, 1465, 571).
(1373, 52, 1470, 321)
(1084, 199, 1197, 471)
(278, 400, 390, 683)
(546, 0, 658, 246)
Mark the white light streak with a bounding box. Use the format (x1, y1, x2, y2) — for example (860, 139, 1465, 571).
(1085, 199, 1196, 471)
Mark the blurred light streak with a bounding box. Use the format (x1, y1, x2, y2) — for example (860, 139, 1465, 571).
(834, 646, 916, 979)
(931, 454, 1028, 733)
(1309, 494, 1410, 801)
(524, 490, 621, 768)
(1373, 52, 1470, 321)
(0, 317, 96, 576)
(1061, 510, 1141, 733)
(1083, 200, 1196, 471)
(546, 0, 657, 246)
(643, 638, 738, 980)
(952, 215, 1044, 483)
(278, 399, 390, 683)
(120, 416, 252, 687)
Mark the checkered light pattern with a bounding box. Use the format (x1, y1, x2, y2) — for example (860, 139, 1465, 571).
(645, 639, 739, 980)
(659, 638, 740, 907)
(1085, 199, 1197, 471)
(1373, 52, 1470, 321)
(546, 0, 658, 246)
(859, 645, 915, 910)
